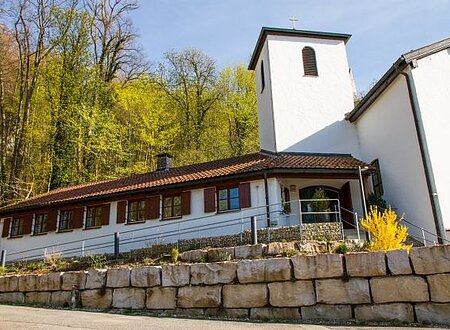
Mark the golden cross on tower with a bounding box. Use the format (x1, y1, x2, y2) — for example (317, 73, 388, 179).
(289, 16, 299, 30)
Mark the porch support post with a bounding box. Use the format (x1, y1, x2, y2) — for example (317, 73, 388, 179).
(264, 172, 270, 227)
(358, 166, 370, 241)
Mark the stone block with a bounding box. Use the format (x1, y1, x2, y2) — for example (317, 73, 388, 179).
(190, 262, 236, 285)
(81, 289, 112, 309)
(301, 304, 352, 320)
(0, 292, 25, 303)
(355, 303, 414, 322)
(250, 307, 300, 320)
(146, 287, 177, 310)
(237, 258, 291, 284)
(345, 252, 386, 277)
(410, 245, 450, 275)
(266, 242, 295, 256)
(51, 291, 72, 306)
(112, 287, 145, 309)
(18, 274, 38, 292)
(207, 247, 234, 262)
(296, 240, 328, 253)
(106, 268, 130, 288)
(161, 265, 190, 287)
(223, 283, 268, 308)
(370, 276, 429, 303)
(268, 281, 315, 307)
(316, 278, 370, 304)
(85, 269, 107, 289)
(387, 249, 412, 275)
(428, 274, 450, 302)
(179, 249, 208, 262)
(177, 285, 221, 308)
(25, 291, 51, 305)
(292, 254, 343, 279)
(37, 272, 61, 291)
(234, 244, 265, 259)
(130, 266, 161, 288)
(61, 271, 86, 291)
(264, 258, 292, 282)
(415, 303, 450, 325)
(0, 275, 19, 292)
(204, 308, 249, 319)
(174, 308, 205, 317)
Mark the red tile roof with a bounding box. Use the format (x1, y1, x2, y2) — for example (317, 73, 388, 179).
(0, 152, 370, 215)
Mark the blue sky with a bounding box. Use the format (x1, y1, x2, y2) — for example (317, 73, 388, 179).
(130, 0, 450, 92)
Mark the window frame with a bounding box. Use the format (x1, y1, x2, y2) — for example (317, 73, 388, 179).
(85, 206, 103, 229)
(217, 186, 240, 213)
(127, 199, 146, 223)
(162, 194, 182, 220)
(260, 60, 265, 93)
(10, 217, 24, 237)
(371, 159, 384, 197)
(302, 46, 318, 77)
(58, 210, 74, 232)
(33, 213, 48, 235)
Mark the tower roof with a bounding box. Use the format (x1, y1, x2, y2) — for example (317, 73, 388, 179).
(248, 27, 352, 70)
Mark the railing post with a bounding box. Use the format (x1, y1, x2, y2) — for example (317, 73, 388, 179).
(114, 232, 120, 258)
(177, 222, 181, 249)
(354, 212, 361, 241)
(240, 210, 243, 244)
(251, 216, 257, 245)
(298, 200, 303, 240)
(81, 241, 85, 258)
(1, 250, 6, 268)
(421, 227, 427, 247)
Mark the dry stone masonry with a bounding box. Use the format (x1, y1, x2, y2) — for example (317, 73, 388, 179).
(0, 244, 449, 325)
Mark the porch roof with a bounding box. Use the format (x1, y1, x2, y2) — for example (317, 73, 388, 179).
(0, 151, 371, 215)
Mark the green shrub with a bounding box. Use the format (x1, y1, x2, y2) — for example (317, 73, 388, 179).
(334, 243, 349, 254)
(171, 247, 179, 263)
(87, 254, 107, 269)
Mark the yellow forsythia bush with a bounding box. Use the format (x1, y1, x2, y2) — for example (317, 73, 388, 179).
(360, 206, 413, 252)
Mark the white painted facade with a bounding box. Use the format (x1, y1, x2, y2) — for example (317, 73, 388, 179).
(255, 34, 361, 156)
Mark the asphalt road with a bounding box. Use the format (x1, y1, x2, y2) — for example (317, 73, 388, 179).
(0, 305, 445, 330)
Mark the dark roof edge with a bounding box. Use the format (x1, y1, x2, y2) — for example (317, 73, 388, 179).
(346, 36, 450, 122)
(0, 167, 363, 217)
(248, 27, 351, 70)
(260, 149, 353, 157)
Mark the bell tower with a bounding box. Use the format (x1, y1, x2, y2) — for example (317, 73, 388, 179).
(249, 27, 360, 156)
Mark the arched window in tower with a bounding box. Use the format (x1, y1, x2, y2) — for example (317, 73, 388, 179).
(302, 47, 318, 76)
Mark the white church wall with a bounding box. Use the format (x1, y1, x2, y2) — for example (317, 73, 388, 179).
(266, 35, 361, 156)
(255, 41, 277, 152)
(411, 48, 450, 231)
(354, 74, 437, 240)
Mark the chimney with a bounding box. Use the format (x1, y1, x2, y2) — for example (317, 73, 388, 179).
(156, 153, 173, 171)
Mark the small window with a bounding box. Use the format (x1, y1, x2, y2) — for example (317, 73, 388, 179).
(86, 206, 102, 228)
(218, 187, 240, 212)
(302, 47, 318, 76)
(371, 159, 384, 197)
(128, 200, 145, 223)
(260, 60, 265, 92)
(163, 195, 182, 219)
(59, 210, 73, 231)
(10, 218, 24, 237)
(282, 187, 291, 214)
(34, 214, 48, 235)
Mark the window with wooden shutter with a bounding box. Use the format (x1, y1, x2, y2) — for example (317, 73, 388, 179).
(72, 208, 84, 229)
(302, 47, 318, 76)
(181, 191, 191, 215)
(22, 215, 33, 235)
(239, 182, 251, 209)
(101, 204, 110, 226)
(204, 188, 216, 213)
(2, 218, 11, 237)
(10, 217, 24, 237)
(86, 206, 103, 228)
(47, 211, 58, 231)
(117, 201, 127, 224)
(34, 214, 48, 235)
(145, 196, 160, 220)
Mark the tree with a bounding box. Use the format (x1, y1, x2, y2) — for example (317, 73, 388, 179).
(360, 206, 413, 251)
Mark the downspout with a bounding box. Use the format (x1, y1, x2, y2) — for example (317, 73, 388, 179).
(395, 62, 447, 243)
(264, 172, 271, 227)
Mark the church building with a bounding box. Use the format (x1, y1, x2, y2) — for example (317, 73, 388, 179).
(0, 26, 448, 261)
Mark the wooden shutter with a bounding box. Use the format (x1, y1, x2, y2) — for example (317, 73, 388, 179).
(47, 210, 58, 231)
(1, 218, 11, 237)
(302, 47, 318, 76)
(73, 208, 84, 229)
(181, 191, 191, 216)
(101, 204, 110, 226)
(22, 215, 34, 235)
(145, 196, 160, 220)
(239, 182, 251, 208)
(340, 181, 354, 229)
(204, 188, 216, 213)
(117, 201, 127, 224)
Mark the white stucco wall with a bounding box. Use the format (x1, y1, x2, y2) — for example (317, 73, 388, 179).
(411, 48, 450, 230)
(354, 74, 437, 240)
(257, 35, 361, 156)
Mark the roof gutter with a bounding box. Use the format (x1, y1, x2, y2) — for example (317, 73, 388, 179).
(395, 62, 447, 243)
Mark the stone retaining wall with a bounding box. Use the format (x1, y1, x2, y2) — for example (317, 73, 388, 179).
(0, 244, 449, 325)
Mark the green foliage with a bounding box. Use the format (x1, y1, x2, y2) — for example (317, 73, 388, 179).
(310, 188, 330, 212)
(334, 243, 349, 254)
(170, 248, 180, 264)
(368, 193, 388, 210)
(87, 254, 108, 269)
